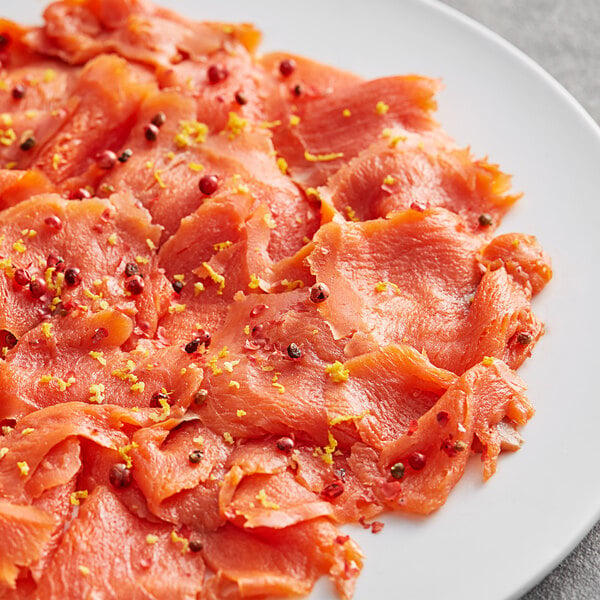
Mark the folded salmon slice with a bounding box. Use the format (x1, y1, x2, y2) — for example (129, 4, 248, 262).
(199, 520, 363, 600)
(0, 311, 204, 420)
(319, 141, 521, 231)
(0, 191, 167, 342)
(308, 207, 548, 374)
(32, 486, 206, 600)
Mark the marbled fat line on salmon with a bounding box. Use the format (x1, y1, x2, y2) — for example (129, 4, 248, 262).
(0, 0, 552, 598)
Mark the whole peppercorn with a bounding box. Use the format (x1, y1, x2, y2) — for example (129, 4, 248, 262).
(124, 262, 139, 276)
(144, 123, 159, 141)
(124, 275, 145, 295)
(64, 267, 81, 287)
(408, 452, 427, 471)
(309, 282, 330, 303)
(108, 463, 132, 489)
(29, 278, 47, 298)
(199, 174, 219, 196)
(276, 437, 294, 452)
(44, 215, 62, 230)
(188, 449, 204, 464)
(478, 213, 493, 227)
(321, 480, 344, 500)
(14, 268, 31, 286)
(234, 91, 248, 105)
(279, 58, 296, 77)
(11, 84, 26, 100)
(118, 149, 133, 163)
(97, 150, 117, 170)
(150, 112, 166, 127)
(207, 64, 228, 84)
(287, 343, 302, 359)
(20, 136, 36, 151)
(390, 462, 405, 480)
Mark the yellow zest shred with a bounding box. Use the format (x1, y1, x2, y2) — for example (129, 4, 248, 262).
(41, 322, 53, 339)
(21, 428, 35, 436)
(259, 119, 282, 129)
(482, 356, 494, 366)
(78, 566, 90, 576)
(214, 241, 233, 252)
(223, 360, 240, 373)
(0, 448, 8, 460)
(277, 156, 288, 174)
(38, 375, 76, 392)
(0, 128, 16, 146)
(305, 187, 323, 201)
(389, 135, 407, 148)
(256, 489, 280, 510)
(345, 206, 359, 222)
(223, 432, 234, 445)
(44, 68, 56, 83)
(130, 381, 145, 394)
(243, 325, 250, 335)
(174, 120, 208, 148)
(329, 410, 370, 426)
(89, 383, 105, 404)
(280, 278, 304, 291)
(262, 212, 277, 230)
(321, 431, 338, 465)
(52, 153, 62, 171)
(168, 303, 186, 314)
(135, 256, 149, 265)
(154, 170, 167, 189)
(229, 380, 241, 389)
(304, 150, 344, 162)
(89, 351, 107, 366)
(342, 108, 351, 117)
(248, 273, 261, 290)
(146, 534, 159, 545)
(188, 162, 204, 172)
(225, 111, 247, 139)
(146, 238, 157, 251)
(69, 490, 88, 506)
(150, 397, 171, 423)
(376, 101, 390, 115)
(289, 114, 300, 126)
(12, 239, 26, 253)
(201, 262, 225, 295)
(374, 280, 400, 294)
(107, 233, 118, 246)
(170, 530, 190, 554)
(194, 282, 205, 296)
(325, 361, 350, 383)
(117, 442, 139, 468)
(383, 175, 396, 185)
(236, 409, 246, 417)
(17, 461, 30, 477)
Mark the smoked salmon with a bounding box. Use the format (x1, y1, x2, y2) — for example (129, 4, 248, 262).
(0, 1, 552, 598)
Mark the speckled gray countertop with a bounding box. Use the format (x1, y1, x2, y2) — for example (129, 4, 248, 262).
(440, 1, 600, 598)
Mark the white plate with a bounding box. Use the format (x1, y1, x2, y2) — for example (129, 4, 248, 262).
(4, 1, 600, 599)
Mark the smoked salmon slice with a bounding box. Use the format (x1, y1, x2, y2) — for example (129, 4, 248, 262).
(0, 1, 552, 598)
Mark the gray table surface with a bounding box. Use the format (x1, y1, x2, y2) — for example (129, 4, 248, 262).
(440, 1, 600, 598)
